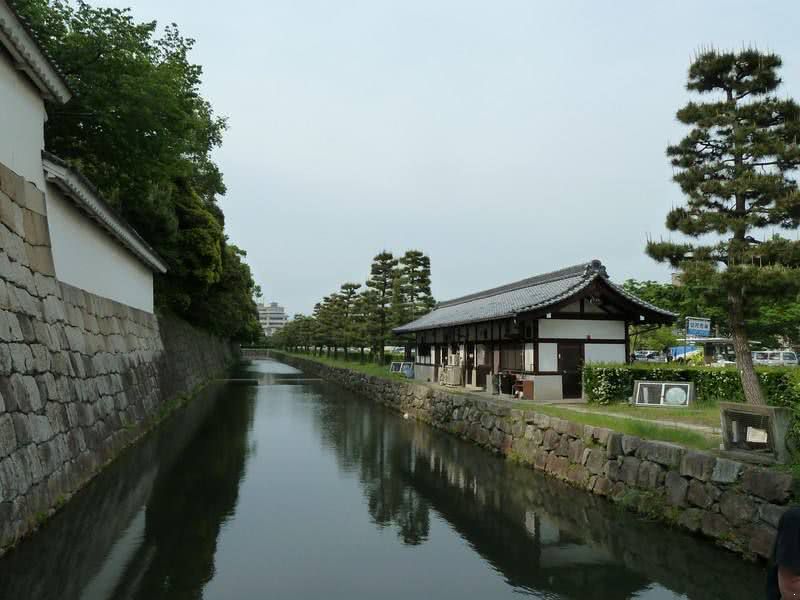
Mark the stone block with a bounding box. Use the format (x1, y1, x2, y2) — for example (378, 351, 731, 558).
(759, 503, 789, 529)
(637, 460, 663, 490)
(567, 464, 590, 487)
(565, 420, 584, 439)
(621, 435, 642, 456)
(555, 435, 570, 457)
(25, 244, 55, 277)
(0, 414, 16, 459)
(711, 458, 743, 484)
(585, 449, 607, 475)
(542, 429, 561, 451)
(619, 456, 641, 485)
(680, 451, 716, 482)
(593, 476, 613, 497)
(687, 479, 714, 509)
(29, 414, 53, 444)
(636, 440, 684, 469)
(0, 164, 25, 202)
(545, 454, 569, 479)
(606, 432, 623, 459)
(593, 427, 612, 445)
(719, 491, 756, 526)
(568, 439, 585, 463)
(605, 459, 622, 481)
(665, 471, 688, 506)
(0, 192, 24, 235)
(533, 448, 549, 471)
(741, 469, 793, 504)
(701, 511, 731, 539)
(747, 524, 777, 559)
(22, 180, 47, 216)
(21, 209, 50, 247)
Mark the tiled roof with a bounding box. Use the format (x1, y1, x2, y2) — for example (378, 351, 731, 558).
(42, 152, 168, 274)
(1, 0, 72, 103)
(393, 260, 676, 333)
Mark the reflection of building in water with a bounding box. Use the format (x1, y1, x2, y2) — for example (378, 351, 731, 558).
(313, 387, 764, 600)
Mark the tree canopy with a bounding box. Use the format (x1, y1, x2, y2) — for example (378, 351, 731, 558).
(16, 0, 261, 341)
(647, 48, 800, 403)
(269, 249, 435, 362)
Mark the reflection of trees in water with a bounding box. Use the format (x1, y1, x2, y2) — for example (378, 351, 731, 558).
(312, 384, 765, 600)
(106, 385, 256, 600)
(315, 386, 430, 545)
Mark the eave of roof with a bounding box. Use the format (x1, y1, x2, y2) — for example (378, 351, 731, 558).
(0, 0, 71, 103)
(393, 260, 677, 334)
(42, 152, 168, 274)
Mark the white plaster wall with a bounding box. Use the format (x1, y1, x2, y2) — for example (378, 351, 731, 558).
(539, 319, 625, 340)
(0, 55, 45, 189)
(524, 343, 535, 372)
(46, 185, 155, 312)
(538, 343, 558, 372)
(585, 344, 627, 364)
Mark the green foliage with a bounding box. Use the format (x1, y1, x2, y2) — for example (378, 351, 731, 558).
(646, 48, 800, 404)
(269, 249, 434, 362)
(16, 0, 260, 342)
(583, 363, 800, 407)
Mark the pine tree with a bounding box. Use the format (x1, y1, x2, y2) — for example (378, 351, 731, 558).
(399, 250, 436, 319)
(365, 251, 399, 363)
(647, 48, 800, 405)
(338, 282, 362, 360)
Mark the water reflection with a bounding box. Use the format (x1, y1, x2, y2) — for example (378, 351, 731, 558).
(0, 359, 766, 600)
(312, 382, 766, 599)
(0, 379, 256, 600)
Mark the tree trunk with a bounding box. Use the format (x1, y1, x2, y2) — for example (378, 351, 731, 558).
(729, 289, 766, 405)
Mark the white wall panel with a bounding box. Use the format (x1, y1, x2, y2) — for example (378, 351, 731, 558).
(47, 185, 155, 312)
(539, 319, 625, 340)
(585, 344, 627, 364)
(538, 343, 558, 372)
(524, 343, 535, 372)
(0, 58, 46, 189)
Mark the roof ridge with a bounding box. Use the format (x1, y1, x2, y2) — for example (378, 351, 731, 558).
(435, 260, 602, 309)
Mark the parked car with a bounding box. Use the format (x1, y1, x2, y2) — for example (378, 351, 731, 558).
(752, 350, 799, 367)
(633, 350, 667, 363)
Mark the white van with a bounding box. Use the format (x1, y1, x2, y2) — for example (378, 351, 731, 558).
(752, 350, 799, 367)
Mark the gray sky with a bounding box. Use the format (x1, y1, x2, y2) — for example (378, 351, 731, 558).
(101, 0, 799, 316)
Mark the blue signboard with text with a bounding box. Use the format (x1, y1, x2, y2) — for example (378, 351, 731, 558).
(686, 317, 711, 337)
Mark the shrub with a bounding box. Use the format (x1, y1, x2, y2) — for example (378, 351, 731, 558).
(583, 363, 800, 407)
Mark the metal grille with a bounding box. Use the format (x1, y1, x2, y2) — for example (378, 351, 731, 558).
(724, 410, 773, 453)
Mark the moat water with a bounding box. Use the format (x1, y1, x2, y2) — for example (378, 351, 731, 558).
(0, 358, 767, 599)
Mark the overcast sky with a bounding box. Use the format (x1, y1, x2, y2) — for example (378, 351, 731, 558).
(100, 0, 799, 316)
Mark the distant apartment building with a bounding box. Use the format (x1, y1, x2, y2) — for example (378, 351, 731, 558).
(258, 302, 288, 337)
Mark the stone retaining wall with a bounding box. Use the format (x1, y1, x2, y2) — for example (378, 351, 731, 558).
(0, 162, 235, 552)
(275, 352, 796, 560)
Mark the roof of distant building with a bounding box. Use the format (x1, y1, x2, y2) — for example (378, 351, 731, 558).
(393, 260, 676, 333)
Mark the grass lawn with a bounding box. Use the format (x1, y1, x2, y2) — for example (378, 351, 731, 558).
(272, 351, 407, 381)
(513, 403, 720, 452)
(570, 402, 722, 429)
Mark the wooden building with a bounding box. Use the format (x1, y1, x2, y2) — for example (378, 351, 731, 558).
(393, 260, 676, 401)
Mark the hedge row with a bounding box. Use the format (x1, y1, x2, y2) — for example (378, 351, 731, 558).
(583, 363, 800, 407)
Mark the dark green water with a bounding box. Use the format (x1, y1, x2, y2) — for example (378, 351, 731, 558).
(0, 358, 767, 599)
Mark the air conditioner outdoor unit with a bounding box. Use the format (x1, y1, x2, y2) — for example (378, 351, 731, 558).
(439, 365, 464, 387)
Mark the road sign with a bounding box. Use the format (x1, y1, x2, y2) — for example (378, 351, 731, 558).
(686, 317, 711, 337)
